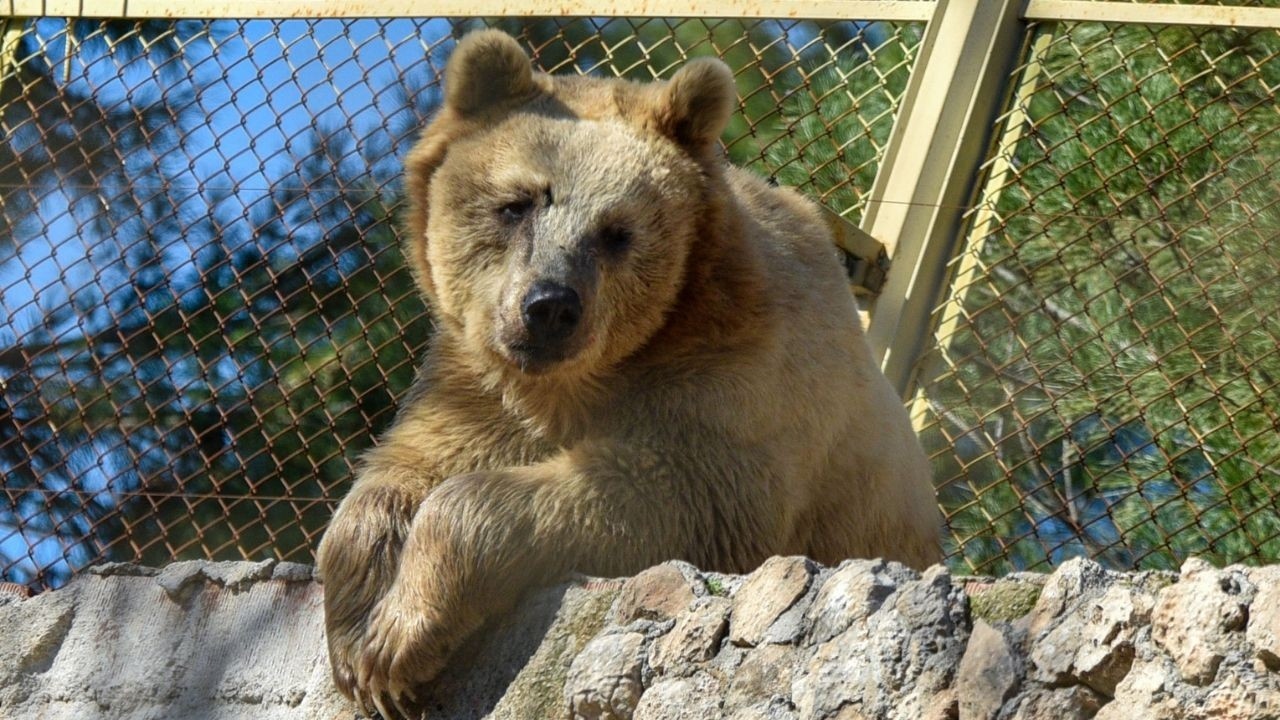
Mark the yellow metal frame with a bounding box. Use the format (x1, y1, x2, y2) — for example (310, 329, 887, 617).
(2, 0, 934, 20)
(0, 18, 20, 81)
(860, 0, 1028, 398)
(1025, 0, 1280, 29)
(10, 0, 1279, 24)
(904, 26, 1055, 428)
(0, 17, 21, 145)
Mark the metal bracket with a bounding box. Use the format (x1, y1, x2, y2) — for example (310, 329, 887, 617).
(823, 207, 890, 298)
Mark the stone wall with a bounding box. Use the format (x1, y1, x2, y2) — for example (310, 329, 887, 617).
(2, 556, 1278, 719)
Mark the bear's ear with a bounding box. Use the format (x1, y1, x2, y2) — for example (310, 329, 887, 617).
(444, 30, 538, 115)
(402, 131, 450, 304)
(651, 58, 736, 148)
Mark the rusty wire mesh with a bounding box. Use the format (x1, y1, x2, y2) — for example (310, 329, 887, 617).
(916, 18, 1280, 575)
(0, 16, 921, 589)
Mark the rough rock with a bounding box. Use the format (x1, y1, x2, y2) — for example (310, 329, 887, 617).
(956, 619, 1022, 720)
(1004, 685, 1105, 719)
(613, 563, 700, 624)
(724, 644, 799, 714)
(1030, 583, 1153, 693)
(724, 698, 798, 720)
(4, 555, 1280, 720)
(1200, 667, 1280, 719)
(805, 559, 909, 643)
(649, 597, 731, 675)
(1151, 558, 1251, 685)
(1092, 655, 1180, 720)
(793, 565, 968, 719)
(1027, 557, 1115, 638)
(1073, 585, 1152, 695)
(565, 632, 650, 719)
(633, 673, 723, 720)
(729, 556, 815, 647)
(1246, 567, 1280, 671)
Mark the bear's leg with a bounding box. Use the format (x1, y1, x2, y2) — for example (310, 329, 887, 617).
(315, 466, 432, 714)
(354, 442, 778, 707)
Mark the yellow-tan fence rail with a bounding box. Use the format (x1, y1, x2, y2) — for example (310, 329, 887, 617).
(1, 0, 1277, 588)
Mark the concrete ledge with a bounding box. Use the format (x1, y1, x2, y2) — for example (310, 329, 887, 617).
(2, 557, 1279, 719)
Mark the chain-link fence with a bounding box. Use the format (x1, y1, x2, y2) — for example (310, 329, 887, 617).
(2, 2, 1277, 591)
(0, 13, 922, 588)
(918, 12, 1280, 574)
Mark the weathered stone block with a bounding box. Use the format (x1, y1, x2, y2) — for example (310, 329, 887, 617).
(633, 673, 722, 720)
(724, 644, 797, 714)
(729, 556, 815, 648)
(1246, 567, 1280, 671)
(1005, 685, 1104, 720)
(1074, 586, 1152, 696)
(567, 632, 648, 720)
(613, 564, 700, 625)
(805, 559, 909, 644)
(650, 597, 731, 675)
(956, 619, 1022, 720)
(1151, 559, 1250, 686)
(793, 565, 968, 720)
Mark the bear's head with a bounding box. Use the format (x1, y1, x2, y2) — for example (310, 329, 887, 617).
(403, 30, 736, 380)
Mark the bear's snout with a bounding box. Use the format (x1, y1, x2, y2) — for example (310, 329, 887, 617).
(519, 279, 582, 350)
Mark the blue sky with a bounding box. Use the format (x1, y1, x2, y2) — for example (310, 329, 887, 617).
(0, 17, 456, 584)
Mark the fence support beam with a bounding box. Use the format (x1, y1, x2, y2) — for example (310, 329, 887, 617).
(860, 0, 1028, 399)
(0, 0, 935, 20)
(1025, 0, 1280, 29)
(906, 26, 1055, 428)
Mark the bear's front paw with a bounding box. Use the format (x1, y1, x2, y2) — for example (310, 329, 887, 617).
(353, 596, 452, 718)
(327, 630, 363, 703)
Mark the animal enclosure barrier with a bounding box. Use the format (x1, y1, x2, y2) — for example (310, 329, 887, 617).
(0, 0, 1277, 590)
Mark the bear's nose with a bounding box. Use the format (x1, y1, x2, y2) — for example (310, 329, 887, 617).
(521, 281, 582, 344)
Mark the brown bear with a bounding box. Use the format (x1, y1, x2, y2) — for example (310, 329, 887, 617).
(316, 29, 941, 717)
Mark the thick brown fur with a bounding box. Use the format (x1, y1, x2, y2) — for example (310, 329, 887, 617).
(316, 29, 941, 717)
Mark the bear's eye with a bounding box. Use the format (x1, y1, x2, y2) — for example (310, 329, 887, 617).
(498, 197, 535, 223)
(599, 225, 633, 257)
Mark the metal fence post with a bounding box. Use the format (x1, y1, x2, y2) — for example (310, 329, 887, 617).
(0, 18, 22, 99)
(908, 25, 1056, 427)
(860, 0, 1029, 399)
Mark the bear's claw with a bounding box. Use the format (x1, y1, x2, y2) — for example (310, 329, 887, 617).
(352, 599, 445, 718)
